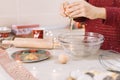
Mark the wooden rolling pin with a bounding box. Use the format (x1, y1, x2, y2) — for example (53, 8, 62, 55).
(2, 38, 54, 49)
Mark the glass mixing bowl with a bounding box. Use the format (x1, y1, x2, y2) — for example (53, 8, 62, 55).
(58, 31, 104, 59)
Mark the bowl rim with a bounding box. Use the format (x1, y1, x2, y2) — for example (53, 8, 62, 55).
(58, 32, 104, 45)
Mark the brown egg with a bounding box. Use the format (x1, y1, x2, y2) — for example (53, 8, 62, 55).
(67, 76, 75, 80)
(58, 54, 69, 64)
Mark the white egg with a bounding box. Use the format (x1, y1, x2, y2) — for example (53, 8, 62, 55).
(70, 70, 93, 80)
(70, 70, 86, 79)
(70, 70, 80, 79)
(94, 73, 109, 80)
(77, 74, 93, 80)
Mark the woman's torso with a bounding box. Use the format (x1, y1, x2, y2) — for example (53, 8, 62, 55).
(85, 0, 120, 52)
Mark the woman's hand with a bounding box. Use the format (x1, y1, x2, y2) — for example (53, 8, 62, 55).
(60, 1, 69, 17)
(61, 0, 106, 19)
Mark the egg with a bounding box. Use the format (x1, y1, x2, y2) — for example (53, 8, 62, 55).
(67, 76, 74, 80)
(85, 70, 100, 78)
(94, 72, 115, 80)
(58, 54, 69, 64)
(70, 70, 93, 80)
(115, 74, 120, 80)
(77, 74, 93, 80)
(70, 70, 83, 79)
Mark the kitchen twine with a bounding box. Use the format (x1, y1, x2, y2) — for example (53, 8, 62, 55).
(0, 49, 38, 80)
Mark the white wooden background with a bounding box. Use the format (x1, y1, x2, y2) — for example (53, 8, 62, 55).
(0, 0, 69, 29)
